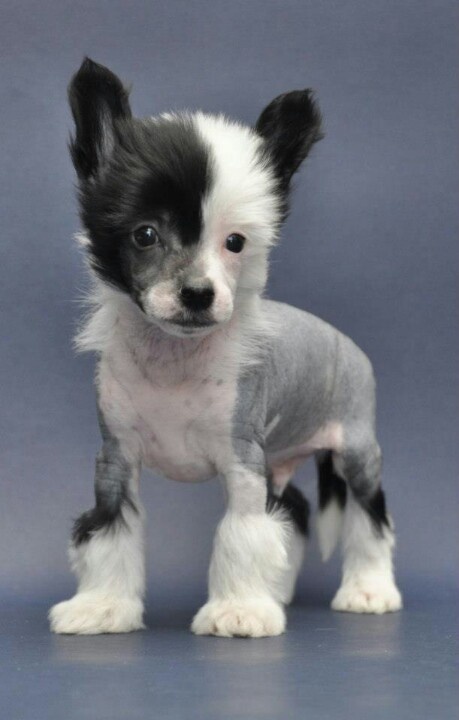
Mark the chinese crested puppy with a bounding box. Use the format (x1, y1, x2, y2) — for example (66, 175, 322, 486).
(49, 59, 402, 636)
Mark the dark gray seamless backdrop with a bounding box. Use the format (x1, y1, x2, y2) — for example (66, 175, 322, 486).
(0, 1, 457, 609)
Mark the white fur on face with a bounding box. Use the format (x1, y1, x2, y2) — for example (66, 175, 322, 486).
(194, 245, 235, 323)
(195, 113, 281, 306)
(143, 279, 180, 320)
(195, 113, 280, 251)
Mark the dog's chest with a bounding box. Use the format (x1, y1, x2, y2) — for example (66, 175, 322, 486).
(97, 342, 238, 482)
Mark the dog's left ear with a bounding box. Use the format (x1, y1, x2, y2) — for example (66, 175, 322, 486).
(255, 90, 323, 188)
(68, 57, 132, 180)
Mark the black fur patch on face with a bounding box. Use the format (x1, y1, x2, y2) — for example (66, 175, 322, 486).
(78, 115, 212, 292)
(68, 59, 212, 293)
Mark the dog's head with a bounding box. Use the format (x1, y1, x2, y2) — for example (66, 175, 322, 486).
(69, 58, 322, 338)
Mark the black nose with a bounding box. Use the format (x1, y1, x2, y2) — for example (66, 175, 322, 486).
(180, 283, 215, 311)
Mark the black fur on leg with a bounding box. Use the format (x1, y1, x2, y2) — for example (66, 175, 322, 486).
(72, 490, 137, 546)
(72, 437, 138, 546)
(336, 442, 391, 535)
(317, 451, 347, 512)
(354, 486, 390, 533)
(267, 483, 310, 536)
(329, 444, 391, 535)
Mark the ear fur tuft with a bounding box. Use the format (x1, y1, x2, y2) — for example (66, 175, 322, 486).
(255, 89, 323, 188)
(68, 57, 132, 180)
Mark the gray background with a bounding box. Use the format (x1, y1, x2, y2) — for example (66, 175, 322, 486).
(1, 3, 457, 718)
(0, 0, 457, 641)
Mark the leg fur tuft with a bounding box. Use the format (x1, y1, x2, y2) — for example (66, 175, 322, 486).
(316, 452, 347, 561)
(316, 498, 344, 561)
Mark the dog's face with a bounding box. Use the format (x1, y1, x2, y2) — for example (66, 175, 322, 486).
(69, 59, 322, 337)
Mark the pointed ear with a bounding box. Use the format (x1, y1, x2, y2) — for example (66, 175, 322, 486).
(255, 90, 323, 188)
(68, 57, 132, 180)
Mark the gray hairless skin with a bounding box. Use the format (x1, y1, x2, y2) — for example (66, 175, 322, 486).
(234, 301, 378, 495)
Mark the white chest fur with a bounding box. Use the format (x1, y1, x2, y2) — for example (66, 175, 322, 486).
(96, 316, 239, 483)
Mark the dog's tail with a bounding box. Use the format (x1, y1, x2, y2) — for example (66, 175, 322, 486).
(316, 452, 347, 561)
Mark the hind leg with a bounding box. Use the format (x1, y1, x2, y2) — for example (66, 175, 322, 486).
(331, 438, 402, 614)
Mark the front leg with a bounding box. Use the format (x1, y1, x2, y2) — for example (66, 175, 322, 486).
(49, 410, 145, 634)
(191, 460, 291, 638)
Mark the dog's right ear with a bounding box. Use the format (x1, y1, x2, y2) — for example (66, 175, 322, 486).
(68, 58, 132, 180)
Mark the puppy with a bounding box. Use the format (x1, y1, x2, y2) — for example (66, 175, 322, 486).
(49, 58, 402, 636)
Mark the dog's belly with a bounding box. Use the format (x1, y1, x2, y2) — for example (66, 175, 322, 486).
(98, 358, 236, 483)
(266, 421, 344, 492)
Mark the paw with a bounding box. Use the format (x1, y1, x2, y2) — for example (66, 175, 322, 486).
(191, 598, 286, 638)
(49, 593, 145, 634)
(331, 575, 402, 614)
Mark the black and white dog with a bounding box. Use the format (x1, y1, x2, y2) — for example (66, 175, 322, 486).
(49, 59, 402, 636)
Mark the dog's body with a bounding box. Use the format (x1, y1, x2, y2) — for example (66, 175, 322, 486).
(49, 59, 401, 636)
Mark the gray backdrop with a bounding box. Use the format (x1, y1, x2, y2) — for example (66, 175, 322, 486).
(0, 0, 457, 607)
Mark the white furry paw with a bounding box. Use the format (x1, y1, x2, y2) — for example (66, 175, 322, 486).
(49, 593, 145, 634)
(331, 575, 402, 614)
(191, 598, 286, 638)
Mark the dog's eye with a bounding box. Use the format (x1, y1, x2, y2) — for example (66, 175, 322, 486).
(225, 233, 245, 253)
(132, 226, 159, 249)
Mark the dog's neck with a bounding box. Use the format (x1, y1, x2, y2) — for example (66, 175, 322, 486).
(76, 281, 272, 386)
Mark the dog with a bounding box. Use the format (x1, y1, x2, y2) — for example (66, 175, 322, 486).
(49, 58, 402, 636)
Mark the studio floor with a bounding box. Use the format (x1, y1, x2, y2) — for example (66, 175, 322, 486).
(2, 585, 457, 720)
